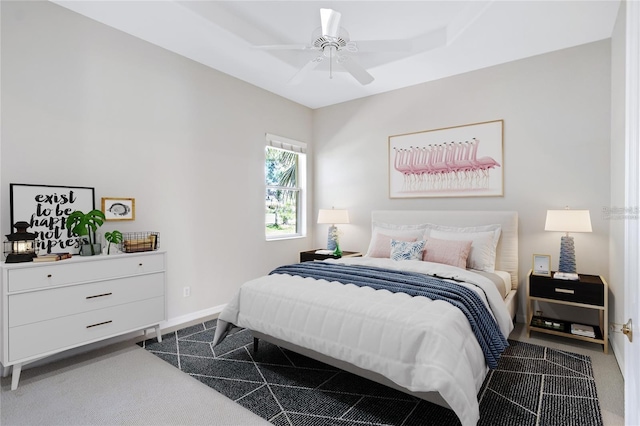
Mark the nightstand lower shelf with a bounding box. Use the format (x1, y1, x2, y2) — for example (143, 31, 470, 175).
(529, 315, 604, 344)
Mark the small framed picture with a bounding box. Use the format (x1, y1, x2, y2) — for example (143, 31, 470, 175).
(102, 197, 135, 221)
(532, 254, 551, 276)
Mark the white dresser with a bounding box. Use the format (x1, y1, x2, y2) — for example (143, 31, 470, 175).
(0, 251, 166, 389)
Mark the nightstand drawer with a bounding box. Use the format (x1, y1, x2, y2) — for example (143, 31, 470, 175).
(300, 250, 362, 262)
(529, 275, 604, 306)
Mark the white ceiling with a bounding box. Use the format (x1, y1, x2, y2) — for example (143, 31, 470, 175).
(52, 0, 621, 109)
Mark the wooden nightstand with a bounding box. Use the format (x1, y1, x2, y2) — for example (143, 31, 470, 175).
(299, 250, 362, 262)
(527, 270, 608, 353)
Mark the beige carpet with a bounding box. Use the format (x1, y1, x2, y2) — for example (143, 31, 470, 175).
(0, 340, 269, 425)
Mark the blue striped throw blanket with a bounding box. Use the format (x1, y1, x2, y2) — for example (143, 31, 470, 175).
(270, 262, 508, 369)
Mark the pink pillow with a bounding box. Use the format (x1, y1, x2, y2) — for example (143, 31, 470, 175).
(368, 233, 417, 258)
(422, 237, 473, 269)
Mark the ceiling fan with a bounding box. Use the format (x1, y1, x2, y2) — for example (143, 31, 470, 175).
(255, 8, 411, 86)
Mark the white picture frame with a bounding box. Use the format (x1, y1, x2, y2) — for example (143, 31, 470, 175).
(532, 254, 551, 276)
(388, 119, 504, 198)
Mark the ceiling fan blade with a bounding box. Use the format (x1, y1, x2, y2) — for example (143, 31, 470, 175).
(412, 27, 448, 52)
(288, 55, 324, 85)
(252, 44, 314, 51)
(351, 39, 413, 53)
(320, 8, 341, 39)
(338, 56, 374, 85)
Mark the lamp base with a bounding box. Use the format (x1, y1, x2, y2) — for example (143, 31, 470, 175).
(327, 225, 337, 251)
(558, 235, 576, 273)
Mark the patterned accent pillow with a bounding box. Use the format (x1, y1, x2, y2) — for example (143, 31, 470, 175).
(390, 239, 426, 261)
(423, 237, 473, 269)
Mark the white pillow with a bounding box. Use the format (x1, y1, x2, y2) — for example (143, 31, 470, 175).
(424, 224, 501, 272)
(364, 222, 428, 257)
(367, 233, 417, 258)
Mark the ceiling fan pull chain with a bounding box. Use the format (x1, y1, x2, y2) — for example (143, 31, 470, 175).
(329, 47, 333, 79)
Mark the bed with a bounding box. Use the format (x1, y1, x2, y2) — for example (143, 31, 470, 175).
(213, 210, 518, 426)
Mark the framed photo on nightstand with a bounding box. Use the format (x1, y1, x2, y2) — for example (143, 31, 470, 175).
(532, 254, 551, 276)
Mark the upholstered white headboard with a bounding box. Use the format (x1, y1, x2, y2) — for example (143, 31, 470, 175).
(371, 210, 519, 289)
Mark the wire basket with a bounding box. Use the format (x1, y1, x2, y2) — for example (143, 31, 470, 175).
(121, 232, 160, 253)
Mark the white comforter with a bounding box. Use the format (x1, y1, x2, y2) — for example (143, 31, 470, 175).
(214, 257, 514, 426)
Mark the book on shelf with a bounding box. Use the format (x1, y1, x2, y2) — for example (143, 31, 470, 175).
(571, 323, 596, 338)
(33, 252, 72, 262)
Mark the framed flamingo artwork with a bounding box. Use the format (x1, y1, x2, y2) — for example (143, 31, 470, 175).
(388, 120, 504, 198)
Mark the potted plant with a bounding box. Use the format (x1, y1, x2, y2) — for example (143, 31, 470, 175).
(65, 209, 106, 256)
(104, 230, 123, 255)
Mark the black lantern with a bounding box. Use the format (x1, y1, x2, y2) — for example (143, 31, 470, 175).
(4, 221, 38, 263)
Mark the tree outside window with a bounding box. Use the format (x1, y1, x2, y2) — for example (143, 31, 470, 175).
(265, 147, 303, 238)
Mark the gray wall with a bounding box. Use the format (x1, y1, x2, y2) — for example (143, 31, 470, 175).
(313, 41, 612, 323)
(1, 2, 615, 331)
(1, 1, 313, 322)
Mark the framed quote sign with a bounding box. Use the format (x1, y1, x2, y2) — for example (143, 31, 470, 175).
(10, 183, 96, 254)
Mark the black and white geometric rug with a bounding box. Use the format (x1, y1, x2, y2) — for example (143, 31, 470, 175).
(140, 321, 603, 426)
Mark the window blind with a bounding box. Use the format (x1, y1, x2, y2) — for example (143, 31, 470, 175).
(266, 133, 307, 154)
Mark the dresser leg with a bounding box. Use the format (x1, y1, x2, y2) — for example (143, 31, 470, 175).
(155, 325, 162, 343)
(11, 364, 22, 390)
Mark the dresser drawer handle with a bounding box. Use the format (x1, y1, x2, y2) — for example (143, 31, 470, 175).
(86, 320, 113, 329)
(86, 292, 113, 300)
(555, 288, 575, 294)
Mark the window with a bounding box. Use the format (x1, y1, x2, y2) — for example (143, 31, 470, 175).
(265, 133, 306, 239)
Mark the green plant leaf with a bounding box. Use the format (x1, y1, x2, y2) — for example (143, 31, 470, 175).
(65, 209, 106, 249)
(105, 230, 123, 244)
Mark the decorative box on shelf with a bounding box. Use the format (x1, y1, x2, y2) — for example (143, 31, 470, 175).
(121, 232, 159, 253)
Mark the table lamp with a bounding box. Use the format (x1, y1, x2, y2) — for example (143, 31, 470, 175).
(317, 208, 349, 252)
(545, 208, 592, 274)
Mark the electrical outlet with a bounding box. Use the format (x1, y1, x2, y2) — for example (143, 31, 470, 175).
(183, 286, 191, 297)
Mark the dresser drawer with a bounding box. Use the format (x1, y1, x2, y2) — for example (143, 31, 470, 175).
(8, 296, 164, 362)
(529, 275, 604, 306)
(8, 273, 165, 327)
(7, 253, 165, 292)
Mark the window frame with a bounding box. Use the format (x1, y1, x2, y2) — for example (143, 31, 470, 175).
(265, 133, 307, 240)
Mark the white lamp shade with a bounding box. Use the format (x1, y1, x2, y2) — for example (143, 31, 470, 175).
(545, 210, 592, 233)
(317, 209, 350, 225)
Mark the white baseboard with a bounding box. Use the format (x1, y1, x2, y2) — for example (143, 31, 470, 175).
(159, 304, 226, 331)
